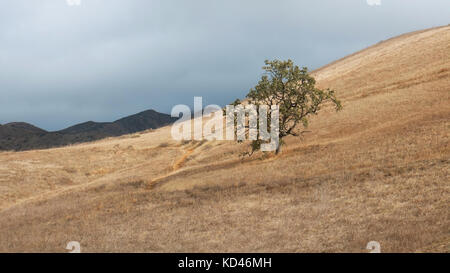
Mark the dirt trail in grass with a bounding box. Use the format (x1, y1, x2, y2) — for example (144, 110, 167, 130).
(1, 141, 206, 211)
(146, 142, 205, 188)
(173, 145, 198, 171)
(0, 161, 155, 212)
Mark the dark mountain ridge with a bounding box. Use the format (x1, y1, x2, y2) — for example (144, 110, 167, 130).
(0, 109, 176, 151)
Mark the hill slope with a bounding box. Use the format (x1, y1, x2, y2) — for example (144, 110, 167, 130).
(0, 109, 176, 151)
(0, 26, 448, 253)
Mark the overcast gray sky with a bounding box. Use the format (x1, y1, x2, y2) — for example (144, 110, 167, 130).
(0, 0, 449, 131)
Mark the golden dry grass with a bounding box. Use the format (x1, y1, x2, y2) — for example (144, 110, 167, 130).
(0, 26, 449, 253)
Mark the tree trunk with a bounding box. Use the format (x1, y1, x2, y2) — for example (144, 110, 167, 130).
(275, 142, 282, 154)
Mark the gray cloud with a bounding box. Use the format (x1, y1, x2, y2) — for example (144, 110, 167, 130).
(0, 0, 449, 130)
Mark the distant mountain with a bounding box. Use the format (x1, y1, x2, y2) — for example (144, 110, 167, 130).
(0, 122, 47, 135)
(0, 109, 176, 151)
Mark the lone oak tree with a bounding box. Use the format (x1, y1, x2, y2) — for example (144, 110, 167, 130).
(246, 59, 342, 154)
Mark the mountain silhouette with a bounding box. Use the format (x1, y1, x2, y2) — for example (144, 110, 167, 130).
(0, 109, 176, 151)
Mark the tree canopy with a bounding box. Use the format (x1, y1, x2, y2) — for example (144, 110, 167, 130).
(245, 59, 342, 154)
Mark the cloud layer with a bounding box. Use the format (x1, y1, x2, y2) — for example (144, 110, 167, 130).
(0, 0, 449, 130)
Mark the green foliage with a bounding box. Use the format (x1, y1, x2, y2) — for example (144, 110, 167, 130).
(245, 59, 342, 155)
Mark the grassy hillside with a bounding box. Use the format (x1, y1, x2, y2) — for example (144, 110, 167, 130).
(0, 26, 448, 252)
